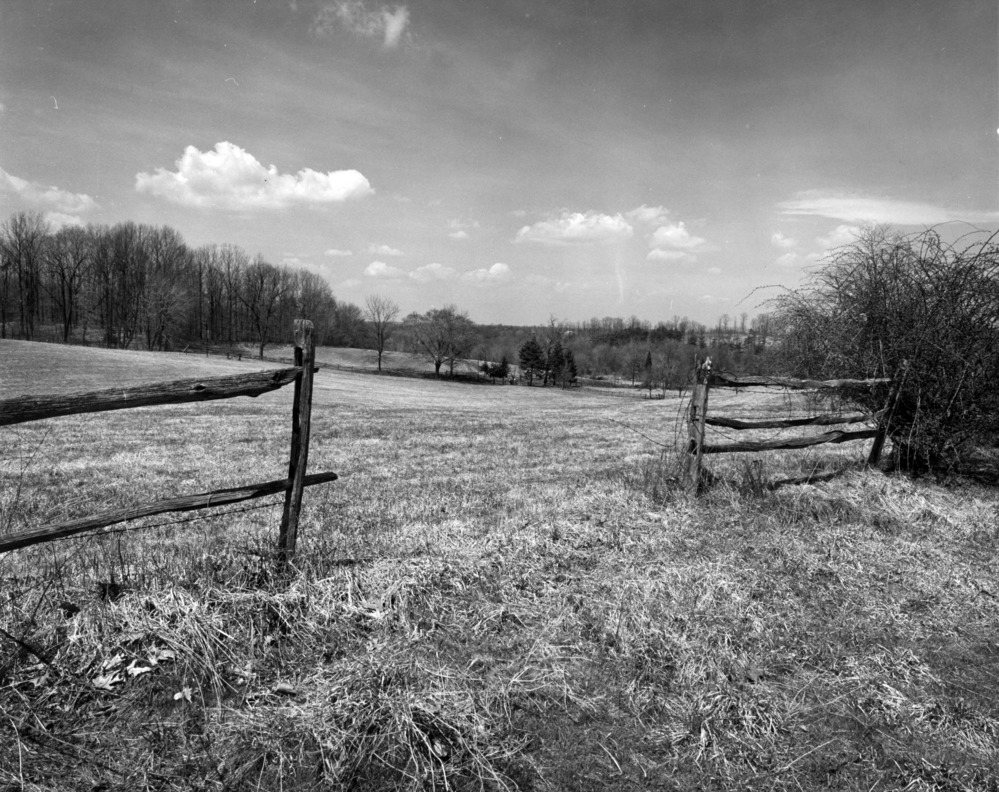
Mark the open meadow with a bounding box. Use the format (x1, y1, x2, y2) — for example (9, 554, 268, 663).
(2, 339, 999, 791)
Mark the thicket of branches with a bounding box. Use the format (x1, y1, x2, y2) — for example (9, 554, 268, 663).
(772, 225, 999, 471)
(0, 211, 368, 355)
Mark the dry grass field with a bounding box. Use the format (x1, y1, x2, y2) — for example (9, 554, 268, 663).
(2, 338, 998, 791)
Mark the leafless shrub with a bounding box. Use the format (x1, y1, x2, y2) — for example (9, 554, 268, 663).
(771, 225, 999, 472)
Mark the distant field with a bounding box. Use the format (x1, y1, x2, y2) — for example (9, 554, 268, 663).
(266, 342, 486, 378)
(2, 341, 998, 791)
(0, 338, 285, 397)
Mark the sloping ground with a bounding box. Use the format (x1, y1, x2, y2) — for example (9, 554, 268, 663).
(0, 339, 284, 398)
(262, 344, 485, 378)
(1, 341, 998, 791)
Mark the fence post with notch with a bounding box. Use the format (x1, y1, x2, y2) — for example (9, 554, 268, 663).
(686, 357, 711, 495)
(278, 319, 316, 565)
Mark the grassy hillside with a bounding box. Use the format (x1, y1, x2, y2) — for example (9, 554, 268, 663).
(1, 341, 998, 791)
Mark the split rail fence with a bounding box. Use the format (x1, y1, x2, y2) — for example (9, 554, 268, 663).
(685, 358, 898, 494)
(0, 319, 333, 563)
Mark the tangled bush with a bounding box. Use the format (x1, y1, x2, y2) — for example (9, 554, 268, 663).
(772, 225, 999, 472)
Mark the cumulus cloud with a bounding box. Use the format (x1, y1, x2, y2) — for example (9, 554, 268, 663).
(324, 248, 353, 257)
(778, 191, 999, 226)
(646, 221, 708, 263)
(649, 221, 705, 251)
(771, 231, 796, 249)
(0, 165, 98, 214)
(449, 230, 469, 240)
(313, 1, 410, 48)
(462, 263, 510, 283)
(815, 224, 861, 250)
(515, 210, 633, 245)
(367, 243, 403, 256)
(625, 204, 670, 225)
(364, 260, 404, 278)
(410, 262, 458, 282)
(135, 142, 372, 210)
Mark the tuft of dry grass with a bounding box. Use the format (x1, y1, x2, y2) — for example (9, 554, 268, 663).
(2, 342, 998, 790)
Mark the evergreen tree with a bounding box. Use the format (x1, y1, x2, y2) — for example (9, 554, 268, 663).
(518, 338, 544, 385)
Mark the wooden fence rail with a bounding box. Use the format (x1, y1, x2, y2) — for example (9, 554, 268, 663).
(0, 472, 338, 554)
(686, 358, 897, 494)
(0, 319, 330, 561)
(0, 368, 302, 427)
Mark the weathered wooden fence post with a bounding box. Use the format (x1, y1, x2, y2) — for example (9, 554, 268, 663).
(686, 357, 711, 495)
(278, 319, 315, 565)
(866, 360, 908, 469)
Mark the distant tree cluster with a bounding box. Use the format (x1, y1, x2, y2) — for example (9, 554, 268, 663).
(0, 211, 368, 356)
(403, 305, 475, 377)
(517, 321, 577, 387)
(471, 312, 773, 393)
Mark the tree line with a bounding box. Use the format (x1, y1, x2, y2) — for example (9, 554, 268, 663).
(0, 211, 369, 356)
(1, 210, 774, 386)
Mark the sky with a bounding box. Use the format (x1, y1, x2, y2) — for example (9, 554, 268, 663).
(1, 0, 997, 326)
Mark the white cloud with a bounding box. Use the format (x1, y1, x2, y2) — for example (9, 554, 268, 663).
(45, 212, 84, 228)
(647, 221, 707, 263)
(625, 204, 670, 225)
(0, 165, 98, 214)
(707, 266, 722, 275)
(313, 1, 410, 48)
(135, 142, 372, 209)
(447, 218, 479, 240)
(367, 243, 403, 256)
(0, 102, 6, 114)
(515, 210, 633, 245)
(364, 260, 404, 278)
(815, 224, 861, 250)
(462, 263, 510, 283)
(649, 221, 705, 251)
(698, 294, 730, 305)
(776, 251, 800, 268)
(770, 231, 796, 249)
(324, 248, 353, 257)
(410, 262, 458, 282)
(382, 6, 409, 47)
(778, 191, 999, 226)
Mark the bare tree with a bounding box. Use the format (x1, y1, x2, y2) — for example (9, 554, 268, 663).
(406, 304, 474, 377)
(294, 270, 337, 345)
(0, 211, 49, 340)
(43, 225, 93, 342)
(240, 257, 291, 359)
(365, 294, 400, 372)
(143, 226, 192, 350)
